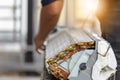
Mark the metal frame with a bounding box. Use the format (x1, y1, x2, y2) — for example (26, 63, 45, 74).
(25, 0, 34, 63)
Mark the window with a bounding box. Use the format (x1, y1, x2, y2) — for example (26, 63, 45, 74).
(0, 0, 22, 41)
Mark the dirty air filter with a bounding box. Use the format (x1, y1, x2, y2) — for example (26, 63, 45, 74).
(45, 29, 117, 80)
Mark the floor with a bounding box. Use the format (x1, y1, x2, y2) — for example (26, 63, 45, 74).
(0, 76, 40, 80)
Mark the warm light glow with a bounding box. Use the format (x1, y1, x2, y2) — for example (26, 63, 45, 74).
(84, 0, 98, 13)
(76, 0, 99, 19)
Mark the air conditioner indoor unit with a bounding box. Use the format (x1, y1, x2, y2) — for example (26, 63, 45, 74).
(44, 28, 117, 80)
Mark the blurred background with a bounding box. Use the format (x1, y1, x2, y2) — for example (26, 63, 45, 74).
(0, 0, 99, 80)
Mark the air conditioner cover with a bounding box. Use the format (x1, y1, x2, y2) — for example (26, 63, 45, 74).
(45, 29, 117, 80)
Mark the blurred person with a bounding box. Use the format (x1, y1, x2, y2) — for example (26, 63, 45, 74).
(35, 0, 64, 53)
(97, 0, 120, 80)
(34, 1, 64, 79)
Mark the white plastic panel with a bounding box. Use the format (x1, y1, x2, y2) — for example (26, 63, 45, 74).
(0, 9, 13, 18)
(0, 0, 21, 7)
(0, 20, 14, 31)
(15, 9, 21, 19)
(0, 0, 14, 6)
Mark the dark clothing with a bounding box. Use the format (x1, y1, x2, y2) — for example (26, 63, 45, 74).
(41, 0, 56, 6)
(97, 0, 120, 80)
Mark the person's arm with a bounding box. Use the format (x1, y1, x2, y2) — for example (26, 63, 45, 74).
(35, 0, 63, 52)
